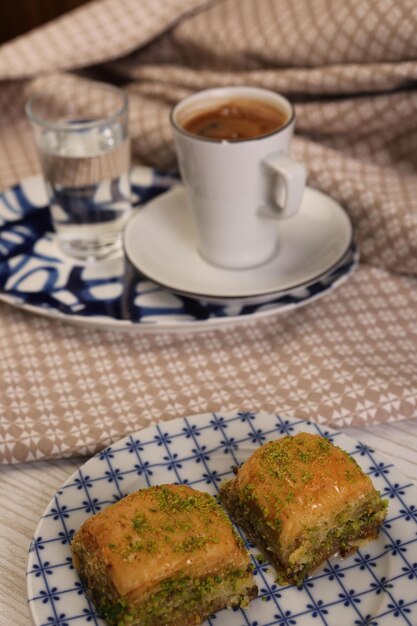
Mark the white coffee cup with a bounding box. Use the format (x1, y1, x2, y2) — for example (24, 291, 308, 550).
(171, 87, 306, 269)
(170, 86, 306, 270)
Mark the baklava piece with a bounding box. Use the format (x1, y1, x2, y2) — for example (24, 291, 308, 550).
(71, 484, 257, 626)
(220, 432, 388, 586)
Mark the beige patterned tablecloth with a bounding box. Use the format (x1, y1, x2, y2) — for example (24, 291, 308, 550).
(0, 0, 416, 464)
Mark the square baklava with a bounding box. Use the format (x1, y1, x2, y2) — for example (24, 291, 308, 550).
(71, 484, 257, 626)
(220, 432, 387, 586)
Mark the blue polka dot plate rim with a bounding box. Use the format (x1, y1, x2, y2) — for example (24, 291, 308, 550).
(27, 411, 417, 626)
(0, 167, 358, 333)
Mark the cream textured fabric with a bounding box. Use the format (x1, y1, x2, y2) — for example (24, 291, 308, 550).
(0, 0, 416, 463)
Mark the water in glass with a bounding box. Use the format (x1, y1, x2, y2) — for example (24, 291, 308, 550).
(40, 120, 131, 260)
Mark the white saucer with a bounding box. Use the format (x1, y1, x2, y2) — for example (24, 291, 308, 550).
(124, 185, 352, 305)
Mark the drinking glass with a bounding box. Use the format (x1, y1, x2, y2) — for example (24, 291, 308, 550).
(26, 81, 131, 261)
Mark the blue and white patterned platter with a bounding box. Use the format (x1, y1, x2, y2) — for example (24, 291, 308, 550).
(27, 412, 417, 626)
(0, 168, 358, 332)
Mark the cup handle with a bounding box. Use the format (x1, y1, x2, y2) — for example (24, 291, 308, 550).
(258, 152, 307, 219)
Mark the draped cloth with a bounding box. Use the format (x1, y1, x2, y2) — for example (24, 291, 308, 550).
(0, 0, 416, 464)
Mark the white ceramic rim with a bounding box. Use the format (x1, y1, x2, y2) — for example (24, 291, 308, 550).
(25, 81, 128, 132)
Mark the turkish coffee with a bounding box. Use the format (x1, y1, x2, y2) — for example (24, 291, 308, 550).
(182, 98, 288, 141)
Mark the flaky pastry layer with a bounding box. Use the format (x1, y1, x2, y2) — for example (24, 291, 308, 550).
(72, 484, 257, 626)
(220, 432, 387, 585)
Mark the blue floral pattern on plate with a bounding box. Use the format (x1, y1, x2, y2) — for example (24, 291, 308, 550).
(26, 412, 417, 626)
(0, 168, 358, 331)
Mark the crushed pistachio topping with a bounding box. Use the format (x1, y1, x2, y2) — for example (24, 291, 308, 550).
(123, 538, 158, 558)
(173, 534, 220, 553)
(317, 438, 332, 453)
(258, 434, 333, 478)
(103, 486, 241, 562)
(132, 512, 151, 532)
(345, 469, 356, 482)
(301, 469, 313, 482)
(152, 485, 218, 514)
(255, 553, 268, 564)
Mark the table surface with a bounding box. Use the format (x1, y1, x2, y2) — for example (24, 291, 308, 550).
(1, 416, 416, 626)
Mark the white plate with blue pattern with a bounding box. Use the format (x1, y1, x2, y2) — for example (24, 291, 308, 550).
(27, 411, 417, 626)
(0, 167, 358, 332)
